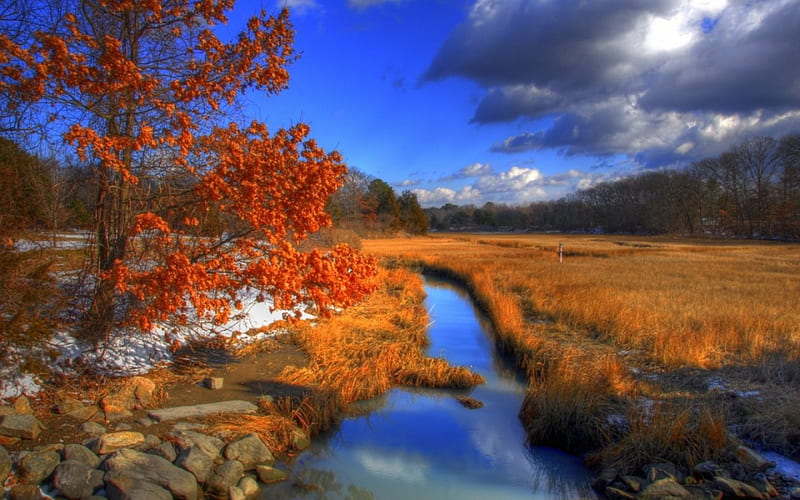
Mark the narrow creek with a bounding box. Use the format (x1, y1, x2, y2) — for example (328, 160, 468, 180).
(265, 276, 595, 499)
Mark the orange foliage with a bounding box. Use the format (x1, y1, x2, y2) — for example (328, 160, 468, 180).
(0, 2, 377, 338)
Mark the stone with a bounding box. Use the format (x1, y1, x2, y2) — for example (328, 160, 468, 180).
(206, 459, 245, 498)
(0, 435, 21, 446)
(172, 422, 207, 431)
(175, 445, 215, 483)
(80, 421, 107, 437)
(55, 396, 85, 415)
(255, 465, 287, 484)
(148, 441, 177, 462)
(291, 427, 311, 451)
(92, 431, 146, 455)
(105, 475, 173, 500)
(0, 444, 11, 483)
(66, 404, 99, 421)
(223, 433, 274, 470)
(148, 400, 258, 422)
(237, 475, 260, 497)
(13, 395, 34, 414)
(620, 475, 643, 492)
(102, 376, 156, 416)
(605, 486, 636, 500)
(172, 430, 225, 457)
(0, 414, 45, 439)
(8, 484, 47, 500)
(52, 460, 105, 499)
(638, 478, 692, 499)
(684, 485, 724, 500)
(693, 461, 725, 480)
(62, 443, 101, 468)
(18, 450, 61, 484)
(645, 463, 680, 482)
(115, 423, 132, 431)
(229, 485, 245, 500)
(100, 396, 133, 421)
(735, 445, 775, 472)
(143, 433, 161, 450)
(712, 477, 768, 499)
(204, 377, 224, 390)
(750, 474, 779, 498)
(103, 448, 198, 500)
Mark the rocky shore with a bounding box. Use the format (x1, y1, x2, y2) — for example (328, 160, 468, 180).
(0, 377, 310, 499)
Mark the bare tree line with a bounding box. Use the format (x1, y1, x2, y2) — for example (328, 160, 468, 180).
(428, 134, 800, 240)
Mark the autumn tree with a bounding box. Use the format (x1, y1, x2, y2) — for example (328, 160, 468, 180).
(0, 0, 376, 344)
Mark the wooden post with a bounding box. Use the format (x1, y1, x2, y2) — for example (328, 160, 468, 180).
(559, 242, 563, 264)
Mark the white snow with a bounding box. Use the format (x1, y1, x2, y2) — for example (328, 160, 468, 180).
(0, 285, 312, 399)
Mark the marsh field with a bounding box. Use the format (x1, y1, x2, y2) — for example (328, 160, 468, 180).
(356, 234, 800, 475)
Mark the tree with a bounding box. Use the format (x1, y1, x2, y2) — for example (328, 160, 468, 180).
(1, 1, 376, 343)
(398, 190, 428, 234)
(367, 178, 400, 232)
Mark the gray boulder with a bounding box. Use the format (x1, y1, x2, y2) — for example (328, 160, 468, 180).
(18, 450, 60, 484)
(52, 460, 104, 499)
(0, 444, 11, 484)
(147, 441, 177, 462)
(8, 484, 48, 500)
(206, 460, 245, 498)
(105, 475, 173, 500)
(255, 465, 287, 484)
(638, 477, 692, 499)
(92, 431, 146, 455)
(237, 475, 260, 497)
(103, 448, 198, 500)
(223, 433, 273, 470)
(229, 485, 245, 500)
(175, 445, 215, 483)
(0, 414, 45, 439)
(172, 430, 224, 457)
(62, 443, 101, 468)
(80, 421, 107, 437)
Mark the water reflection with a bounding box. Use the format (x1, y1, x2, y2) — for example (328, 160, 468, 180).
(264, 277, 595, 499)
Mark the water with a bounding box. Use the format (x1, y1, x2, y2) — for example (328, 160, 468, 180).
(264, 277, 595, 499)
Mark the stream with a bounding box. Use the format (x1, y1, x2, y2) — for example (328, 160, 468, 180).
(265, 276, 595, 499)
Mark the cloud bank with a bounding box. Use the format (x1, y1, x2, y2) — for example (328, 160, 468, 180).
(424, 0, 800, 165)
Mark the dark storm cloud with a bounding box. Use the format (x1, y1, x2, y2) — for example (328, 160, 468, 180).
(425, 0, 800, 164)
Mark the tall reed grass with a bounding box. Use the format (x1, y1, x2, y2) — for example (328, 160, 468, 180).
(364, 235, 798, 466)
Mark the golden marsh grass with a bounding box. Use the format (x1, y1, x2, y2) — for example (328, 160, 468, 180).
(363, 234, 800, 467)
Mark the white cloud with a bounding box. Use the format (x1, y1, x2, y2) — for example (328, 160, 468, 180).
(348, 0, 404, 8)
(476, 166, 541, 193)
(280, 0, 320, 13)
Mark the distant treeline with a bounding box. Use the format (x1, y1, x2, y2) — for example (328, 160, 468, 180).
(427, 134, 800, 240)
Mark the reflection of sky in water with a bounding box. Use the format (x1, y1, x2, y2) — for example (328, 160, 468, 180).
(265, 278, 595, 500)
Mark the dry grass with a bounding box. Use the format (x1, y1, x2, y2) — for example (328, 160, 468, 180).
(363, 234, 800, 465)
(277, 266, 484, 406)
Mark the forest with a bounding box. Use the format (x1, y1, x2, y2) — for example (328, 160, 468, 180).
(427, 134, 800, 239)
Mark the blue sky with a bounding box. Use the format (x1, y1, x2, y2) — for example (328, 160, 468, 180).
(229, 0, 800, 207)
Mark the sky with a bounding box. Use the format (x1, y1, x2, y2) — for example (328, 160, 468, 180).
(228, 0, 800, 207)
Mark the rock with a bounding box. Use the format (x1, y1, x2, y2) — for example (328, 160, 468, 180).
(148, 441, 177, 462)
(684, 485, 724, 500)
(13, 395, 34, 414)
(750, 474, 779, 498)
(105, 475, 173, 500)
(172, 430, 225, 458)
(204, 377, 224, 390)
(223, 433, 274, 470)
(605, 486, 637, 500)
(0, 435, 21, 446)
(0, 405, 17, 416)
(291, 427, 311, 451)
(8, 484, 47, 500)
(735, 446, 775, 472)
(238, 475, 260, 497)
(645, 463, 681, 482)
(0, 414, 45, 439)
(102, 377, 156, 417)
(620, 475, 643, 492)
(712, 476, 768, 499)
(80, 421, 107, 437)
(172, 422, 207, 431)
(52, 460, 105, 499)
(66, 404, 99, 421)
(103, 448, 198, 500)
(255, 465, 287, 484)
(229, 485, 245, 500)
(1, 444, 11, 483)
(143, 433, 161, 450)
(100, 396, 133, 421)
(115, 423, 132, 431)
(206, 460, 245, 498)
(693, 461, 725, 480)
(638, 478, 692, 499)
(62, 443, 101, 468)
(92, 431, 146, 455)
(148, 400, 258, 422)
(18, 449, 61, 484)
(55, 396, 86, 415)
(175, 445, 215, 483)
(455, 395, 483, 409)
